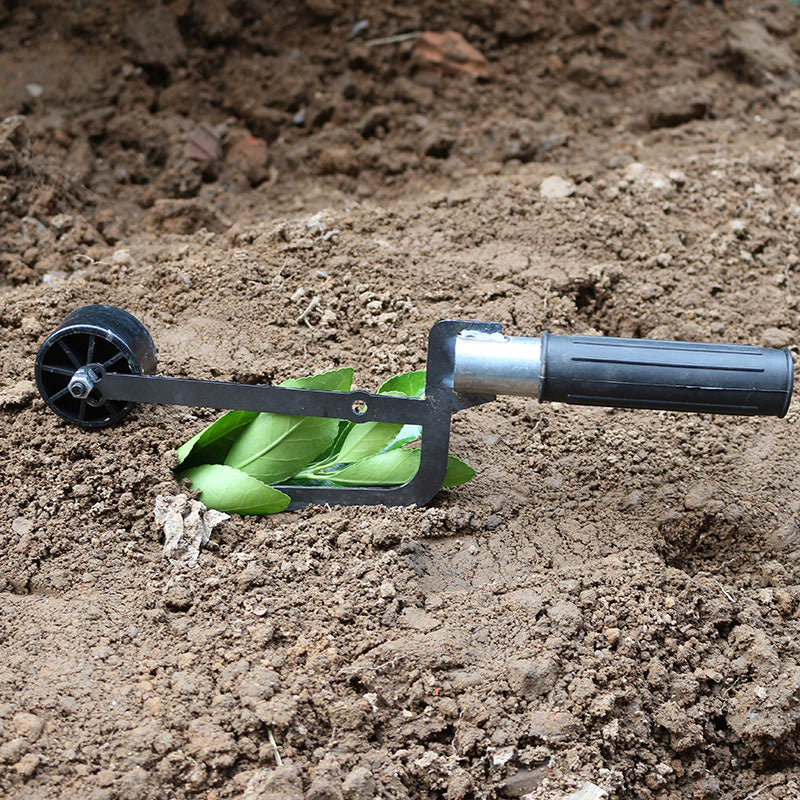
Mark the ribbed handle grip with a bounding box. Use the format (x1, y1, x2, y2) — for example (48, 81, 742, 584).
(539, 333, 793, 417)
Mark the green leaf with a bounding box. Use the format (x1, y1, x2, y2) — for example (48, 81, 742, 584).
(322, 449, 475, 488)
(322, 448, 419, 486)
(225, 413, 341, 483)
(378, 370, 426, 398)
(380, 423, 422, 453)
(178, 464, 290, 514)
(223, 367, 353, 484)
(312, 419, 351, 464)
(442, 455, 476, 487)
(375, 372, 425, 453)
(326, 391, 407, 465)
(176, 410, 260, 470)
(176, 368, 353, 470)
(333, 420, 404, 463)
(305, 376, 425, 471)
(280, 367, 353, 392)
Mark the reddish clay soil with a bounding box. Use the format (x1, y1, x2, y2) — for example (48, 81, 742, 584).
(2, 2, 800, 799)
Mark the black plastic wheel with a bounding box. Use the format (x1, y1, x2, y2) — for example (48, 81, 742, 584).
(34, 305, 157, 428)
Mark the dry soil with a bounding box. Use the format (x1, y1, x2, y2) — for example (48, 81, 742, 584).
(2, 2, 800, 799)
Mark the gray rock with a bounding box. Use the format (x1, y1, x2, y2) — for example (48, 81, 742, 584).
(0, 737, 29, 763)
(683, 481, 717, 511)
(766, 519, 799, 553)
(646, 84, 710, 129)
(12, 712, 43, 741)
(547, 600, 582, 633)
(398, 607, 439, 632)
(567, 783, 608, 800)
(499, 763, 550, 797)
(11, 517, 33, 536)
(761, 327, 793, 348)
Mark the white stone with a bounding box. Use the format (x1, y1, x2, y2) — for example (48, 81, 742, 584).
(305, 211, 328, 233)
(650, 174, 672, 192)
(12, 517, 34, 536)
(624, 162, 646, 179)
(540, 175, 576, 199)
(492, 746, 515, 766)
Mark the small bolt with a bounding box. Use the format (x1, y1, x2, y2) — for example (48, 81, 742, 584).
(69, 380, 90, 398)
(67, 367, 97, 400)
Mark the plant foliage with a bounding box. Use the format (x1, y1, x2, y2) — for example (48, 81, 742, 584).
(176, 368, 473, 515)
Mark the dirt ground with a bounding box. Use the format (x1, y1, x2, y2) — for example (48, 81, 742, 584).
(2, 1, 800, 798)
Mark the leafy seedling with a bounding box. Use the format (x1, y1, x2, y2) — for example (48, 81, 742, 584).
(176, 367, 474, 515)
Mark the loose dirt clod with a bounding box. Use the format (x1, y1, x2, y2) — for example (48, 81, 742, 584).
(414, 31, 490, 79)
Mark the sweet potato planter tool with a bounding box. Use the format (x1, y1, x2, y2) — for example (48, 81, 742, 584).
(36, 305, 794, 510)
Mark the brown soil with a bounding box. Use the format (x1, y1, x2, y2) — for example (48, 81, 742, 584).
(2, 2, 800, 798)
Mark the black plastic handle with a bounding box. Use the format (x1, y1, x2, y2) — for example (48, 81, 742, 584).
(539, 333, 793, 417)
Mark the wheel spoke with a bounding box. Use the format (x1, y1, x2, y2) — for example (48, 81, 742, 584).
(103, 351, 126, 370)
(86, 334, 96, 364)
(104, 399, 123, 414)
(49, 386, 71, 403)
(40, 364, 74, 376)
(58, 339, 83, 369)
(78, 400, 87, 421)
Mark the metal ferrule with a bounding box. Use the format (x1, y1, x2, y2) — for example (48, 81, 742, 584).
(454, 330, 542, 397)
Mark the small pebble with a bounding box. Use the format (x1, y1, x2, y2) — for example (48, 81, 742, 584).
(760, 327, 792, 348)
(668, 169, 687, 185)
(683, 481, 716, 511)
(540, 175, 576, 199)
(656, 252, 673, 267)
(11, 517, 34, 536)
(14, 752, 40, 778)
(729, 219, 747, 236)
(604, 627, 620, 646)
(111, 248, 134, 266)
